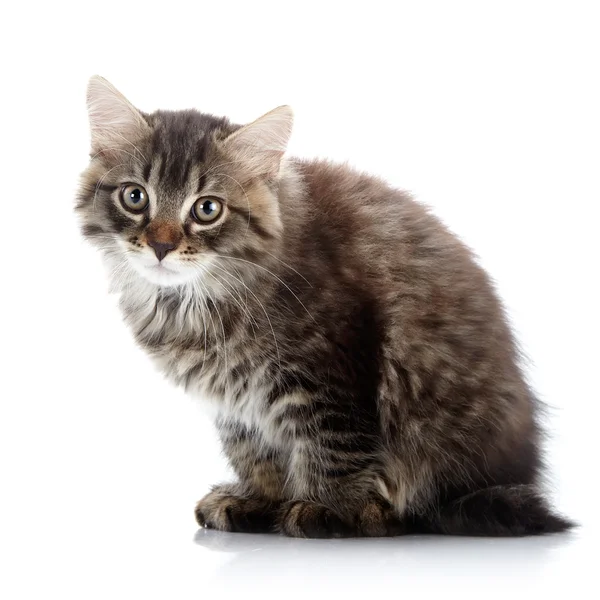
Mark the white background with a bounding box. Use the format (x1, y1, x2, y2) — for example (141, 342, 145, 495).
(1, 1, 598, 598)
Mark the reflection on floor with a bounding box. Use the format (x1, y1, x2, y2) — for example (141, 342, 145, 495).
(194, 526, 583, 596)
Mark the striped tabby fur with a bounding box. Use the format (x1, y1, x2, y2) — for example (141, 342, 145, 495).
(76, 76, 573, 538)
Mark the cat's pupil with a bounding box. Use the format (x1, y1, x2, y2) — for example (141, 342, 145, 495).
(130, 189, 143, 204)
(202, 200, 215, 214)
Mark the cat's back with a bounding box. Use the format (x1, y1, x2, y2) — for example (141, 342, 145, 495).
(287, 158, 522, 398)
(288, 158, 480, 284)
(290, 158, 414, 242)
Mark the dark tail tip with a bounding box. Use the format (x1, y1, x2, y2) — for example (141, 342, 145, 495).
(540, 511, 576, 534)
(422, 484, 575, 537)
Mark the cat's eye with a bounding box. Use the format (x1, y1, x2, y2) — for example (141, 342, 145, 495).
(191, 197, 223, 223)
(120, 184, 149, 213)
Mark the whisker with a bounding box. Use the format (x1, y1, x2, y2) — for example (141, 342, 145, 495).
(204, 282, 229, 377)
(213, 254, 317, 324)
(92, 163, 128, 211)
(263, 250, 313, 288)
(192, 277, 222, 369)
(89, 146, 144, 167)
(110, 131, 149, 163)
(209, 262, 282, 370)
(194, 261, 259, 336)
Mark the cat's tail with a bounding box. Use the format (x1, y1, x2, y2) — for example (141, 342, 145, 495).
(411, 484, 574, 537)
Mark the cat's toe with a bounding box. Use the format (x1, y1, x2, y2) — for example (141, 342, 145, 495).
(195, 506, 207, 527)
(195, 489, 279, 533)
(279, 500, 354, 538)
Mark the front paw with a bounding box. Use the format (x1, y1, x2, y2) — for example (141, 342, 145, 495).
(278, 500, 355, 538)
(195, 485, 279, 534)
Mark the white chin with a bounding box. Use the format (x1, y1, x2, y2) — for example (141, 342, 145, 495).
(132, 262, 197, 287)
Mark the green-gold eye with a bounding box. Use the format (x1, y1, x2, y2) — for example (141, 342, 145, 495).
(191, 197, 223, 223)
(120, 184, 149, 213)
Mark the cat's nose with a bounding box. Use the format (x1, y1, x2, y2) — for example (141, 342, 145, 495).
(147, 240, 177, 261)
(145, 220, 183, 262)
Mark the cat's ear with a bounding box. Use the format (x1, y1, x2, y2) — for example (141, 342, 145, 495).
(222, 106, 293, 178)
(86, 75, 150, 156)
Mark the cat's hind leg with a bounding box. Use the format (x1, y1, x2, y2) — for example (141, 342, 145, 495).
(276, 390, 406, 538)
(278, 495, 407, 538)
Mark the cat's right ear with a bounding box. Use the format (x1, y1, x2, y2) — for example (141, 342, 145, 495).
(221, 105, 293, 179)
(86, 75, 150, 157)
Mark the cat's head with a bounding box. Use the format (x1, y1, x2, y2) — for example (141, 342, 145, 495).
(76, 76, 293, 288)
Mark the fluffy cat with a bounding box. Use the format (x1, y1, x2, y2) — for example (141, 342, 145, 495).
(76, 76, 572, 538)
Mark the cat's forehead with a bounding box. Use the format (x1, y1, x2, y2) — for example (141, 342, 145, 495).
(142, 109, 237, 193)
(149, 109, 232, 151)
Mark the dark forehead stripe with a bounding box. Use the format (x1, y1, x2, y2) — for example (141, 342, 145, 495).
(157, 151, 168, 181)
(142, 161, 152, 182)
(148, 110, 233, 191)
(196, 174, 207, 194)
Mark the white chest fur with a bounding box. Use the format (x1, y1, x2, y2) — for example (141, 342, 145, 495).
(118, 277, 301, 448)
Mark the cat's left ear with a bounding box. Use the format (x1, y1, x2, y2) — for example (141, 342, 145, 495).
(221, 106, 293, 179)
(86, 75, 150, 157)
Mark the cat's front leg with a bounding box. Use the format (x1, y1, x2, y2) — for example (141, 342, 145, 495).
(195, 483, 280, 533)
(195, 421, 286, 533)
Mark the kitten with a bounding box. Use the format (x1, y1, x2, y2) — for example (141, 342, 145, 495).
(76, 76, 573, 538)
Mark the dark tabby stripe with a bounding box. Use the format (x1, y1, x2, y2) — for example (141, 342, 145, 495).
(228, 205, 276, 240)
(196, 174, 207, 194)
(142, 161, 152, 182)
(81, 223, 108, 237)
(95, 183, 118, 193)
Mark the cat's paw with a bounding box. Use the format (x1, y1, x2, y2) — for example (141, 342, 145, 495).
(195, 487, 279, 534)
(278, 500, 354, 538)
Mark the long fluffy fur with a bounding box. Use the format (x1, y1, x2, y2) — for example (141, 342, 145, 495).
(77, 78, 573, 538)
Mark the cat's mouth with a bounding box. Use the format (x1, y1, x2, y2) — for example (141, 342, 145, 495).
(126, 255, 197, 287)
(147, 263, 177, 274)
(140, 261, 194, 286)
